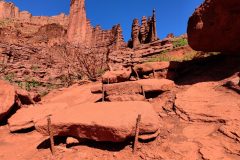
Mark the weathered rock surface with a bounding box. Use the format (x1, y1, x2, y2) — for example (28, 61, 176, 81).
(35, 101, 160, 142)
(42, 83, 102, 106)
(0, 80, 39, 122)
(8, 103, 69, 132)
(8, 83, 102, 132)
(175, 82, 240, 122)
(134, 62, 170, 74)
(94, 79, 174, 95)
(174, 81, 240, 152)
(15, 87, 41, 105)
(102, 69, 131, 84)
(0, 80, 16, 122)
(187, 0, 240, 53)
(0, 1, 68, 26)
(92, 79, 174, 102)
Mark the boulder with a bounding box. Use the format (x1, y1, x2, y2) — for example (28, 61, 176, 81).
(102, 69, 131, 84)
(15, 87, 41, 105)
(66, 137, 79, 145)
(92, 79, 175, 96)
(42, 83, 102, 106)
(187, 0, 240, 53)
(136, 79, 175, 92)
(8, 103, 69, 132)
(0, 80, 42, 123)
(105, 82, 142, 96)
(0, 80, 16, 122)
(134, 62, 170, 74)
(36, 101, 160, 142)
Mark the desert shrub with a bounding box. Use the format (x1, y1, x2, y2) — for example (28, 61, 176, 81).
(147, 50, 197, 62)
(25, 79, 41, 91)
(173, 38, 188, 48)
(52, 44, 109, 82)
(4, 73, 15, 83)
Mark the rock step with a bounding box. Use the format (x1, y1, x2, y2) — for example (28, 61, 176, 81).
(35, 101, 160, 142)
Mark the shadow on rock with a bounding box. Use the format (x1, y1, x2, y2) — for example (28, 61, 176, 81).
(37, 136, 131, 152)
(168, 54, 240, 85)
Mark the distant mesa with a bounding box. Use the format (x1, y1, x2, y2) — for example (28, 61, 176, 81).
(0, 0, 68, 27)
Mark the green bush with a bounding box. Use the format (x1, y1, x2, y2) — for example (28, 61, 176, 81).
(25, 79, 41, 91)
(4, 73, 15, 83)
(147, 51, 197, 62)
(173, 38, 188, 48)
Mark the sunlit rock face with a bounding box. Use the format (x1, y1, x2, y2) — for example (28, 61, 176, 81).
(67, 0, 125, 49)
(0, 1, 68, 26)
(187, 0, 240, 53)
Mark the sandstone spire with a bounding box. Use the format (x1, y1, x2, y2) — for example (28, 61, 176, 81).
(151, 9, 158, 42)
(131, 19, 140, 48)
(67, 0, 87, 44)
(140, 16, 148, 43)
(130, 9, 158, 48)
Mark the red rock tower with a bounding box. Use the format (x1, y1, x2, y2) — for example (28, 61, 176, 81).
(151, 9, 158, 42)
(67, 0, 87, 44)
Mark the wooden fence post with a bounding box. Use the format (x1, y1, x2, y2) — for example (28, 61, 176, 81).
(153, 69, 156, 78)
(133, 114, 141, 154)
(47, 116, 55, 155)
(102, 83, 105, 102)
(141, 86, 146, 99)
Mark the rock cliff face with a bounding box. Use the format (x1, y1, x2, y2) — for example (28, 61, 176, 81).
(67, 0, 125, 49)
(187, 0, 240, 53)
(0, 1, 19, 19)
(0, 1, 68, 27)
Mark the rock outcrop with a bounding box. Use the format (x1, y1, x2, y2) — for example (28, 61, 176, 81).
(102, 69, 132, 84)
(0, 1, 19, 19)
(67, 0, 125, 50)
(41, 83, 102, 106)
(8, 83, 102, 132)
(35, 101, 160, 142)
(0, 80, 16, 122)
(187, 0, 240, 53)
(0, 80, 39, 122)
(92, 79, 175, 101)
(8, 103, 69, 132)
(175, 82, 240, 123)
(0, 1, 68, 27)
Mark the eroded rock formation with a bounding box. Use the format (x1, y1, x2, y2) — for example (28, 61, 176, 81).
(0, 1, 68, 27)
(130, 10, 158, 48)
(187, 0, 240, 53)
(67, 0, 125, 50)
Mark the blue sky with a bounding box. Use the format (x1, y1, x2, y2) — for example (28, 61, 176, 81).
(5, 0, 204, 41)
